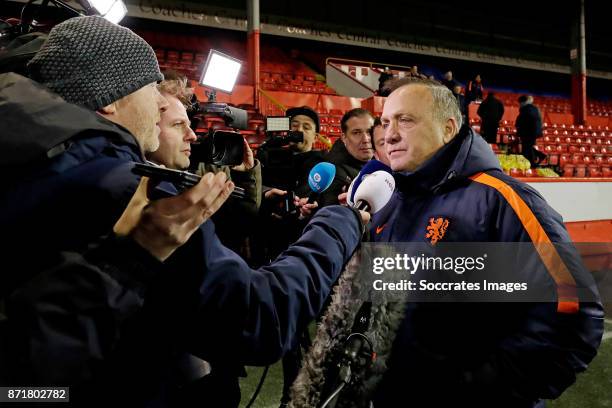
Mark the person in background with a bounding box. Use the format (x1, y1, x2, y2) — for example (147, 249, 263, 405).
(477, 91, 505, 144)
(378, 66, 394, 96)
(408, 65, 427, 79)
(371, 117, 390, 166)
(319, 108, 374, 208)
(516, 94, 546, 167)
(452, 84, 468, 124)
(442, 70, 460, 91)
(466, 74, 484, 103)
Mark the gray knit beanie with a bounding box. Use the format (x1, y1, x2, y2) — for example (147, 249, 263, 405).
(28, 16, 163, 110)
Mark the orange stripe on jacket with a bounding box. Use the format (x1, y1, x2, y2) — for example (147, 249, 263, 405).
(469, 172, 579, 314)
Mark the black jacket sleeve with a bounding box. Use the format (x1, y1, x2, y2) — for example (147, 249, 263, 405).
(6, 235, 164, 384)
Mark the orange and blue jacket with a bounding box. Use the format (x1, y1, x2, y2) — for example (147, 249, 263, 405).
(371, 126, 604, 407)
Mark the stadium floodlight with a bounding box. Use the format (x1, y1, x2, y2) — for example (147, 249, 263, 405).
(199, 49, 242, 96)
(84, 0, 127, 24)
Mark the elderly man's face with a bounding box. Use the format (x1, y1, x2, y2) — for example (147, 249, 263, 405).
(342, 115, 374, 162)
(147, 93, 197, 170)
(290, 114, 317, 152)
(113, 83, 169, 153)
(382, 85, 454, 172)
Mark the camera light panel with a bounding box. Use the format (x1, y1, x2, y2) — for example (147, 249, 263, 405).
(199, 50, 242, 93)
(266, 116, 290, 132)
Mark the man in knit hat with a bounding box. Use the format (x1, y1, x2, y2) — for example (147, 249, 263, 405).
(0, 16, 366, 407)
(27, 15, 168, 154)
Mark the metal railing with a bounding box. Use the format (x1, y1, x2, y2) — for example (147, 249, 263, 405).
(258, 88, 286, 116)
(325, 57, 414, 73)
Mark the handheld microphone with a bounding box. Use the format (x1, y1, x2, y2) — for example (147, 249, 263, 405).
(351, 170, 395, 214)
(307, 162, 336, 204)
(347, 159, 392, 207)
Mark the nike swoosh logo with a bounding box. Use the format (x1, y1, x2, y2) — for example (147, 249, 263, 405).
(376, 224, 386, 234)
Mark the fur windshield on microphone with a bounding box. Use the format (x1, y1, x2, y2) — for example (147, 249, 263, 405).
(288, 250, 408, 408)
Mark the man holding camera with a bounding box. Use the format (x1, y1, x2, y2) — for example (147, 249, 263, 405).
(148, 70, 262, 260)
(254, 106, 324, 263)
(0, 16, 368, 407)
(257, 105, 324, 197)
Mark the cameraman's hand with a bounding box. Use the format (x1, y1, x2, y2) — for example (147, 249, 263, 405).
(115, 172, 234, 261)
(338, 192, 348, 206)
(232, 138, 255, 172)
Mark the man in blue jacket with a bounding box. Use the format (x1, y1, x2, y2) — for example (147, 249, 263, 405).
(371, 78, 603, 407)
(0, 16, 366, 407)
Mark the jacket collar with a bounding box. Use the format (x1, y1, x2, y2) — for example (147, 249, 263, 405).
(395, 125, 501, 194)
(327, 138, 368, 169)
(0, 72, 145, 166)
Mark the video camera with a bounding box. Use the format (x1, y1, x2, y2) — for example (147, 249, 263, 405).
(261, 116, 304, 148)
(188, 99, 247, 167)
(256, 116, 307, 194)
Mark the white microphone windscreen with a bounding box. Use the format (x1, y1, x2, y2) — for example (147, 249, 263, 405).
(352, 170, 395, 213)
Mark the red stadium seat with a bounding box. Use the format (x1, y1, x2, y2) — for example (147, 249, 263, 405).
(559, 154, 570, 168)
(562, 165, 575, 177)
(587, 165, 602, 177)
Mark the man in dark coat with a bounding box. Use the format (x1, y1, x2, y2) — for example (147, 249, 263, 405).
(452, 84, 468, 124)
(477, 91, 505, 143)
(516, 94, 546, 166)
(442, 70, 460, 91)
(319, 108, 374, 208)
(369, 78, 603, 407)
(378, 67, 394, 96)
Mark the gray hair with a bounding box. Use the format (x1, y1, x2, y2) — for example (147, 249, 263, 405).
(388, 77, 463, 130)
